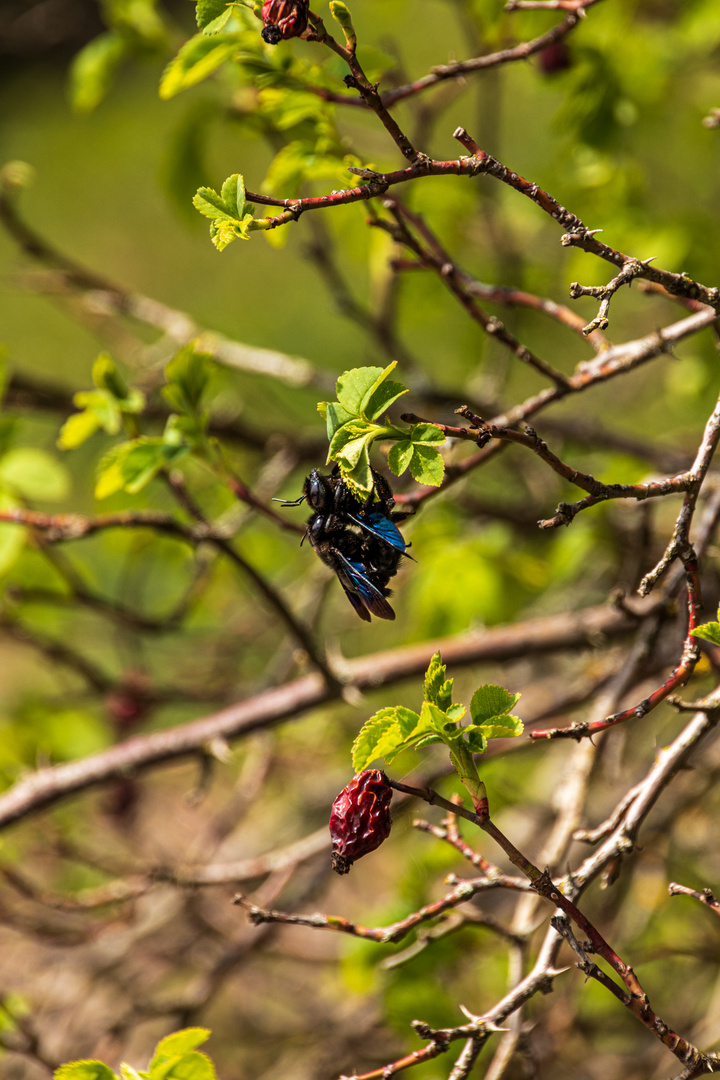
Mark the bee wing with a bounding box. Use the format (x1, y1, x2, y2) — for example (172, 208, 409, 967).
(347, 510, 411, 557)
(334, 551, 396, 621)
(339, 581, 372, 622)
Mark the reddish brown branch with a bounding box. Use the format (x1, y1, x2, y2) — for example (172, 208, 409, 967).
(0, 594, 660, 830)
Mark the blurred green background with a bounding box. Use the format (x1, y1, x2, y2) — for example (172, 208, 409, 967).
(1, 1, 720, 1078)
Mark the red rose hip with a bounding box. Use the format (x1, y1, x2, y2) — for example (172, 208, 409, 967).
(329, 770, 393, 875)
(261, 0, 309, 44)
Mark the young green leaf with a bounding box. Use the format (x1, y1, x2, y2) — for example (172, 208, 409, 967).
(119, 1067, 145, 1080)
(445, 703, 466, 723)
(470, 685, 521, 725)
(92, 354, 128, 399)
(150, 1028, 211, 1071)
(356, 362, 400, 418)
(336, 366, 386, 417)
(196, 0, 231, 30)
(423, 653, 454, 711)
(164, 345, 212, 417)
(387, 441, 414, 477)
(54, 1063, 118, 1080)
(408, 444, 444, 487)
(0, 448, 70, 502)
(474, 715, 524, 740)
(193, 174, 255, 250)
(691, 622, 720, 646)
(160, 35, 239, 100)
(411, 423, 445, 446)
(95, 439, 188, 500)
(149, 1051, 216, 1080)
(69, 32, 128, 113)
(352, 706, 420, 771)
(363, 380, 408, 423)
(464, 727, 488, 754)
(58, 410, 103, 450)
(320, 401, 354, 442)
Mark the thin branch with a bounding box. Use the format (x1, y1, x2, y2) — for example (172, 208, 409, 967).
(668, 883, 720, 918)
(0, 593, 660, 830)
(382, 10, 590, 106)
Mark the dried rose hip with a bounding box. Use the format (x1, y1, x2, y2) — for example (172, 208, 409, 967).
(329, 770, 393, 875)
(261, 0, 309, 44)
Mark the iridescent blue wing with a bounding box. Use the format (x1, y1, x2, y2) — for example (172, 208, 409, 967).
(339, 581, 372, 622)
(347, 510, 410, 556)
(335, 552, 396, 621)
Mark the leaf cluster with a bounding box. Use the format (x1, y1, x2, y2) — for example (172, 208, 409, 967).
(318, 362, 445, 493)
(58, 346, 214, 500)
(352, 652, 523, 771)
(55, 1028, 217, 1080)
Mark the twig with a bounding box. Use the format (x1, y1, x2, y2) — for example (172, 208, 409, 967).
(0, 594, 660, 830)
(668, 883, 720, 918)
(570, 258, 655, 335)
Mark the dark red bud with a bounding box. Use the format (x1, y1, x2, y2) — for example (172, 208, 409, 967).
(329, 770, 393, 875)
(536, 42, 572, 76)
(261, 0, 309, 43)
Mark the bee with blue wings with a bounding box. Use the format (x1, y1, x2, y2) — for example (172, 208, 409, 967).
(276, 467, 413, 621)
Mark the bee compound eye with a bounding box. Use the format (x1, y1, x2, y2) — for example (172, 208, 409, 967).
(308, 514, 326, 540)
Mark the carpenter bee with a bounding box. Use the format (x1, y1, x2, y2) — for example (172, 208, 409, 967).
(275, 467, 412, 621)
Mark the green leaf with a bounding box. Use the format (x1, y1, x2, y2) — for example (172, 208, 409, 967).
(150, 1052, 216, 1080)
(445, 703, 466, 722)
(193, 174, 254, 250)
(328, 423, 375, 467)
(164, 345, 212, 417)
(150, 1030, 211, 1071)
(221, 173, 246, 219)
(691, 622, 720, 646)
(475, 715, 524, 740)
(341, 446, 372, 495)
(95, 439, 188, 500)
(92, 354, 129, 400)
(322, 401, 354, 442)
(363, 380, 408, 423)
(69, 31, 128, 113)
(423, 653, 453, 710)
(160, 34, 239, 100)
(73, 390, 122, 433)
(356, 363, 399, 417)
(387, 440, 414, 476)
(336, 367, 385, 416)
(470, 685, 521, 724)
(119, 1068, 145, 1080)
(0, 448, 71, 502)
(352, 707, 420, 771)
(411, 423, 445, 446)
(196, 0, 231, 30)
(410, 701, 451, 742)
(54, 1063, 117, 1080)
(464, 728, 488, 754)
(408, 444, 444, 487)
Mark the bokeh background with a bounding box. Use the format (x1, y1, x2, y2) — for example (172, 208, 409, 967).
(1, 1, 720, 1078)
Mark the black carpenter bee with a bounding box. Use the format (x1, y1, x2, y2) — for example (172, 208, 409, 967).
(276, 467, 412, 622)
